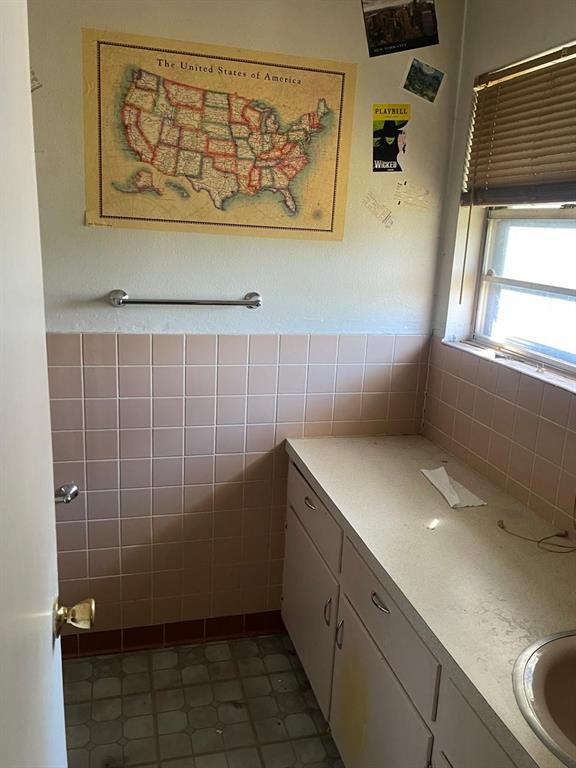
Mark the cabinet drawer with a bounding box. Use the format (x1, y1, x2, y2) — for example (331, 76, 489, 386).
(341, 537, 440, 721)
(434, 678, 516, 768)
(287, 463, 342, 574)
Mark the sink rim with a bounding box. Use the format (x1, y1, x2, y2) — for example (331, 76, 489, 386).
(513, 629, 576, 768)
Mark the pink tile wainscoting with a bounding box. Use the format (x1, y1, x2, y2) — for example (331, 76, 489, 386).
(48, 333, 429, 633)
(424, 339, 576, 538)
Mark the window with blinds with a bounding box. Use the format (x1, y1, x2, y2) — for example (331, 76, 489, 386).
(465, 43, 576, 372)
(463, 43, 576, 205)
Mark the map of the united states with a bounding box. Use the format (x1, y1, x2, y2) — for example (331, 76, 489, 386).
(118, 68, 330, 214)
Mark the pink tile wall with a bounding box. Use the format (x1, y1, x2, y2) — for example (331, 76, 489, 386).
(48, 332, 429, 632)
(424, 338, 576, 538)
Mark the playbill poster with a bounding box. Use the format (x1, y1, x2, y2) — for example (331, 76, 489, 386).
(372, 104, 411, 172)
(83, 29, 356, 240)
(361, 0, 439, 58)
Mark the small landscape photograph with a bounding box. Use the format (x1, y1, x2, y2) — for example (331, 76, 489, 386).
(403, 57, 445, 102)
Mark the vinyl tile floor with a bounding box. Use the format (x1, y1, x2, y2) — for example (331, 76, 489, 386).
(63, 633, 344, 768)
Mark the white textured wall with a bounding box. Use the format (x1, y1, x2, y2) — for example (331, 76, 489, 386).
(28, 0, 463, 334)
(433, 0, 576, 339)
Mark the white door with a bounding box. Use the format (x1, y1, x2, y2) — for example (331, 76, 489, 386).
(282, 507, 339, 718)
(0, 3, 67, 766)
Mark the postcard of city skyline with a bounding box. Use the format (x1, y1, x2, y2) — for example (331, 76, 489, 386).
(361, 0, 440, 58)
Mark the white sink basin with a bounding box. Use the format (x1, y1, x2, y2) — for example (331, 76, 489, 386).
(513, 630, 576, 768)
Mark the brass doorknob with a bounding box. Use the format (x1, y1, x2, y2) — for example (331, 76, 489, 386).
(54, 598, 95, 637)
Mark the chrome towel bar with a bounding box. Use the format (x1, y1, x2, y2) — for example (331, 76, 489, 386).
(108, 289, 262, 309)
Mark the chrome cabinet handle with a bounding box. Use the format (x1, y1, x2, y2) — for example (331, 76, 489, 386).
(371, 591, 390, 614)
(54, 482, 79, 504)
(323, 597, 332, 626)
(304, 496, 317, 510)
(336, 619, 344, 649)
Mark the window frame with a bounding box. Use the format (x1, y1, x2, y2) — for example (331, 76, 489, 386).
(471, 206, 576, 376)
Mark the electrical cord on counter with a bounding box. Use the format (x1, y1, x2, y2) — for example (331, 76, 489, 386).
(497, 491, 576, 553)
(497, 520, 576, 553)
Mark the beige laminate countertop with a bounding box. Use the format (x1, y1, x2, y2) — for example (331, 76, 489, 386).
(285, 436, 576, 768)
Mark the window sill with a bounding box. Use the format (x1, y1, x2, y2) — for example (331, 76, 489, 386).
(441, 339, 576, 397)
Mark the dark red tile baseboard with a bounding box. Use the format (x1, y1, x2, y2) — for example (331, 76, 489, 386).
(61, 611, 285, 658)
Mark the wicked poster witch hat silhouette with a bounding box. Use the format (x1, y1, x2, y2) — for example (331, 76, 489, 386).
(373, 119, 408, 170)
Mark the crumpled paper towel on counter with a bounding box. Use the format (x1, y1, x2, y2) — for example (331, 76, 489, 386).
(420, 466, 486, 508)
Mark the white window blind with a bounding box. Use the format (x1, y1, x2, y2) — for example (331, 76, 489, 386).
(463, 43, 576, 205)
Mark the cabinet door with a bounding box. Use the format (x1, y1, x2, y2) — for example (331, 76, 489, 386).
(434, 678, 517, 768)
(431, 743, 514, 768)
(341, 538, 440, 721)
(431, 748, 456, 768)
(330, 596, 433, 768)
(282, 506, 339, 718)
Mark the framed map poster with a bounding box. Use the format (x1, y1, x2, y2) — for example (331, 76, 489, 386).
(83, 29, 356, 240)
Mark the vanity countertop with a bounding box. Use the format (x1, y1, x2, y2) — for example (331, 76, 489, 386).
(286, 435, 576, 768)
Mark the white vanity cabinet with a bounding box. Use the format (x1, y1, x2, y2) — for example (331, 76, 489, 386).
(282, 457, 525, 768)
(282, 505, 339, 717)
(330, 595, 433, 768)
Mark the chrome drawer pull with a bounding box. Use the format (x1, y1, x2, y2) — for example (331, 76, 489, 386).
(304, 496, 317, 510)
(371, 591, 390, 614)
(336, 619, 344, 649)
(323, 597, 332, 626)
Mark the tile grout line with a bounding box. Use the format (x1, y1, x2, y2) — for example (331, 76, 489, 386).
(79, 334, 89, 588)
(113, 333, 122, 621)
(179, 335, 186, 626)
(147, 648, 163, 768)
